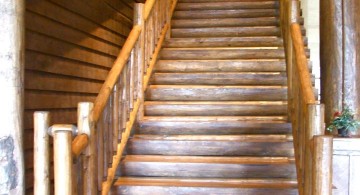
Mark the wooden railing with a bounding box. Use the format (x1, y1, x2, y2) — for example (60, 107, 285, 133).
(33, 1, 177, 194)
(280, 1, 333, 195)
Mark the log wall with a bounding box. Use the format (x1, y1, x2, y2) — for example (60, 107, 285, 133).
(320, 0, 360, 132)
(24, 0, 138, 192)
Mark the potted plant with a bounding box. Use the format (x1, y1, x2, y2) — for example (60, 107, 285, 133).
(327, 107, 360, 137)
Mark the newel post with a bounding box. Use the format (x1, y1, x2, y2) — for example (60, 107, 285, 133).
(34, 112, 50, 195)
(312, 135, 333, 195)
(49, 125, 77, 195)
(304, 104, 325, 194)
(78, 102, 96, 194)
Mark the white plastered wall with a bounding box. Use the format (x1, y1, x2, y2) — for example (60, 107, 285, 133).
(301, 0, 320, 96)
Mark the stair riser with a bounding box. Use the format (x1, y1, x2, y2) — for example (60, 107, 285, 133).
(146, 87, 287, 101)
(163, 37, 284, 48)
(172, 27, 280, 38)
(128, 140, 294, 156)
(172, 18, 278, 28)
(145, 104, 287, 116)
(151, 73, 287, 85)
(174, 9, 278, 19)
(137, 121, 291, 135)
(121, 162, 296, 178)
(160, 49, 285, 60)
(176, 2, 279, 10)
(155, 60, 286, 72)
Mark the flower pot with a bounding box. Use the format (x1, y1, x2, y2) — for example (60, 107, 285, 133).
(338, 128, 350, 137)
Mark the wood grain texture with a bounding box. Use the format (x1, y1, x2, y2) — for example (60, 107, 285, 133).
(24, 0, 137, 191)
(155, 60, 287, 72)
(173, 9, 279, 19)
(146, 85, 287, 101)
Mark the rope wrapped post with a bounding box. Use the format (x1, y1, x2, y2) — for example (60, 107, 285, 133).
(34, 112, 50, 195)
(49, 124, 77, 195)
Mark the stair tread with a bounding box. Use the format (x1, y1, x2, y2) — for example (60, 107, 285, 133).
(174, 9, 278, 19)
(172, 17, 279, 28)
(131, 134, 293, 142)
(142, 116, 288, 122)
(114, 177, 298, 188)
(149, 85, 286, 88)
(163, 37, 283, 47)
(176, 2, 279, 11)
(145, 101, 287, 105)
(124, 155, 295, 164)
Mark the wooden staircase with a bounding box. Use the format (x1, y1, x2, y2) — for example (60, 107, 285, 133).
(112, 0, 298, 194)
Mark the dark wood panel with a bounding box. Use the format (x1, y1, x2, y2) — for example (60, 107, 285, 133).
(26, 11, 120, 57)
(26, 0, 125, 46)
(24, 109, 78, 130)
(25, 51, 109, 81)
(25, 90, 96, 109)
(26, 31, 116, 68)
(48, 0, 132, 35)
(105, 0, 133, 20)
(25, 71, 103, 94)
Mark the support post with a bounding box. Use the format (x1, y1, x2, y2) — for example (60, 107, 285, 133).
(34, 112, 50, 195)
(0, 0, 25, 194)
(312, 135, 333, 195)
(135, 3, 145, 121)
(49, 125, 76, 195)
(78, 102, 97, 195)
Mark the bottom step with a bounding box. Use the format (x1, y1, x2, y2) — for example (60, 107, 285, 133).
(112, 177, 298, 195)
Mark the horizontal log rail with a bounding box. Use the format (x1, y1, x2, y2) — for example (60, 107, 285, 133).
(279, 0, 333, 195)
(33, 0, 177, 194)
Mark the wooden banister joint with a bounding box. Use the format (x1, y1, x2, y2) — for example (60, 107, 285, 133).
(71, 134, 89, 158)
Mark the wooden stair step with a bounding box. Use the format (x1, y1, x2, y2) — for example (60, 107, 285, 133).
(179, 0, 282, 2)
(137, 120, 292, 135)
(127, 134, 294, 156)
(131, 134, 293, 141)
(146, 85, 287, 101)
(163, 37, 284, 48)
(120, 155, 296, 178)
(172, 17, 279, 28)
(172, 27, 281, 38)
(144, 101, 287, 116)
(155, 60, 286, 72)
(175, 2, 279, 11)
(160, 48, 286, 60)
(150, 72, 287, 85)
(173, 9, 279, 19)
(112, 177, 298, 195)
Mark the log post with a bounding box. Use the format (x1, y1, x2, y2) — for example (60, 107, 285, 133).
(78, 102, 96, 195)
(0, 0, 25, 194)
(135, 3, 145, 120)
(312, 135, 333, 195)
(304, 104, 325, 195)
(34, 112, 50, 195)
(49, 124, 76, 195)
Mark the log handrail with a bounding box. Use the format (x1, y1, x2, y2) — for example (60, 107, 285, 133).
(34, 0, 177, 194)
(279, 1, 333, 195)
(290, 23, 316, 104)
